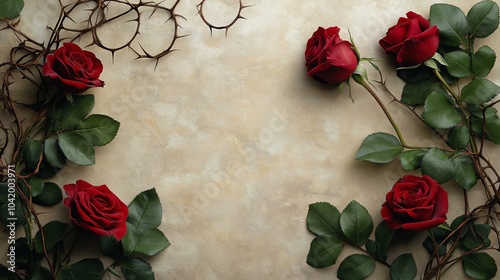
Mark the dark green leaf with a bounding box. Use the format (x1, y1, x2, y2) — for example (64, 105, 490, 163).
(462, 78, 500, 105)
(450, 215, 467, 238)
(59, 258, 104, 280)
(374, 221, 394, 262)
(14, 238, 31, 265)
(23, 139, 43, 171)
(135, 228, 170, 256)
(462, 224, 491, 250)
(306, 202, 342, 238)
(355, 133, 403, 163)
(401, 79, 447, 106)
(58, 132, 95, 166)
(33, 182, 63, 206)
(390, 253, 417, 280)
(34, 221, 72, 254)
(428, 223, 452, 240)
(365, 239, 377, 260)
(0, 193, 26, 226)
(98, 235, 123, 258)
(400, 150, 427, 171)
(452, 154, 477, 190)
(31, 266, 52, 280)
(120, 257, 155, 280)
(397, 66, 431, 83)
(472, 46, 496, 78)
(422, 91, 461, 129)
(337, 254, 375, 280)
(0, 0, 24, 19)
(484, 118, 500, 144)
(36, 158, 60, 179)
(127, 188, 162, 234)
(462, 253, 497, 280)
(340, 201, 373, 246)
(421, 148, 455, 183)
(430, 3, 468, 47)
(44, 138, 66, 169)
(467, 1, 499, 38)
(306, 235, 344, 268)
(50, 94, 94, 131)
(122, 222, 139, 256)
(470, 107, 500, 144)
(444, 51, 471, 78)
(24, 176, 44, 197)
(75, 114, 120, 146)
(423, 236, 448, 257)
(447, 126, 470, 149)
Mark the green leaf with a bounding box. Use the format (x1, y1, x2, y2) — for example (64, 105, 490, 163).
(122, 222, 139, 256)
(31, 266, 53, 280)
(365, 239, 378, 260)
(452, 154, 477, 191)
(50, 94, 95, 131)
(23, 139, 43, 171)
(135, 228, 170, 256)
(0, 193, 26, 226)
(423, 236, 448, 257)
(306, 235, 344, 268)
(471, 107, 500, 144)
(355, 133, 403, 163)
(127, 188, 162, 234)
(340, 201, 373, 246)
(447, 126, 470, 149)
(444, 51, 471, 78)
(33, 182, 63, 206)
(374, 221, 394, 262)
(421, 148, 455, 183)
(0, 0, 24, 19)
(34, 221, 72, 254)
(430, 3, 468, 47)
(44, 138, 66, 169)
(400, 149, 427, 171)
(98, 235, 123, 258)
(467, 0, 499, 38)
(120, 257, 155, 280)
(59, 258, 104, 280)
(337, 254, 375, 280)
(58, 132, 95, 166)
(75, 114, 120, 146)
(462, 253, 497, 280)
(306, 202, 343, 238)
(390, 253, 417, 280)
(472, 46, 496, 78)
(24, 176, 44, 197)
(484, 118, 500, 144)
(461, 223, 491, 250)
(422, 92, 461, 129)
(462, 78, 500, 105)
(401, 79, 447, 106)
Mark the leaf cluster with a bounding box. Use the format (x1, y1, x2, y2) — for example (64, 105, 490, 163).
(306, 201, 417, 280)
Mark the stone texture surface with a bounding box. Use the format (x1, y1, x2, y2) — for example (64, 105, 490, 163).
(1, 0, 500, 279)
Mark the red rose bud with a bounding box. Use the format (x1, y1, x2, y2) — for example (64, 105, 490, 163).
(379, 12, 440, 66)
(305, 26, 358, 85)
(43, 42, 104, 94)
(64, 180, 128, 240)
(381, 175, 448, 231)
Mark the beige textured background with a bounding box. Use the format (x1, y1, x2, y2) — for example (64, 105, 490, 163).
(2, 0, 500, 279)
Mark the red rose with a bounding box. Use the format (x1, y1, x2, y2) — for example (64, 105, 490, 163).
(381, 175, 448, 231)
(379, 12, 440, 66)
(305, 26, 358, 85)
(43, 42, 104, 94)
(63, 180, 128, 240)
